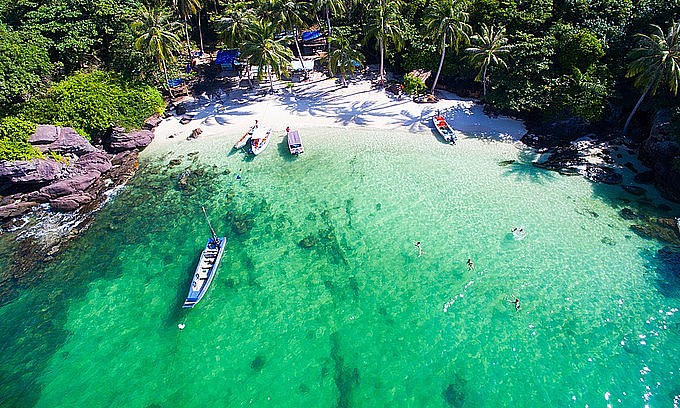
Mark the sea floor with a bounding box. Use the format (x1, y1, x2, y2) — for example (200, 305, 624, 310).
(2, 127, 679, 407)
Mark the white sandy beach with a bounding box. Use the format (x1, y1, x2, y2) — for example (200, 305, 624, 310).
(148, 72, 527, 153)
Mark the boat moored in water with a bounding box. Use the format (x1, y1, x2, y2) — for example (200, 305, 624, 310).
(287, 129, 304, 155)
(182, 207, 226, 308)
(233, 125, 256, 149)
(432, 115, 456, 143)
(250, 127, 272, 155)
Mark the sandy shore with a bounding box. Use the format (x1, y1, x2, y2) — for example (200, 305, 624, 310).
(149, 73, 527, 152)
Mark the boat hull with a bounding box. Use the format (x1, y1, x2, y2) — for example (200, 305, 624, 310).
(433, 115, 456, 143)
(182, 236, 227, 308)
(233, 126, 255, 149)
(287, 130, 304, 155)
(250, 127, 272, 155)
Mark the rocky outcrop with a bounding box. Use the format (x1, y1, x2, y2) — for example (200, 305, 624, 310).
(639, 110, 680, 203)
(0, 158, 64, 186)
(73, 151, 112, 174)
(49, 193, 94, 212)
(38, 170, 100, 198)
(105, 127, 155, 152)
(41, 127, 96, 156)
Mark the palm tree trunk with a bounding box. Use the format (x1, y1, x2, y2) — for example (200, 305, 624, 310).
(482, 63, 488, 96)
(268, 68, 274, 93)
(431, 32, 447, 95)
(197, 10, 204, 54)
(623, 82, 652, 133)
(183, 17, 191, 58)
(162, 60, 175, 99)
(379, 38, 385, 85)
(326, 5, 332, 52)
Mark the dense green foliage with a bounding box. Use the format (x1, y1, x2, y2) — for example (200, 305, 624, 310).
(0, 117, 43, 161)
(0, 0, 679, 131)
(17, 71, 164, 140)
(403, 72, 426, 95)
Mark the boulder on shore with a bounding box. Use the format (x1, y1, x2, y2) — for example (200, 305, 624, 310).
(37, 127, 96, 156)
(49, 193, 93, 212)
(0, 158, 64, 185)
(106, 127, 155, 152)
(74, 151, 112, 174)
(38, 170, 100, 198)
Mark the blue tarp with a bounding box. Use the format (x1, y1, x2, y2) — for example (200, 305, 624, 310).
(168, 78, 184, 88)
(215, 49, 240, 65)
(301, 30, 322, 42)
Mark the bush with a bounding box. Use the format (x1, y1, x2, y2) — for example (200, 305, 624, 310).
(403, 73, 427, 95)
(0, 117, 43, 161)
(18, 70, 165, 140)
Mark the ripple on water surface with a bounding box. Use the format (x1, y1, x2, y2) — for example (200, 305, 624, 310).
(2, 127, 679, 407)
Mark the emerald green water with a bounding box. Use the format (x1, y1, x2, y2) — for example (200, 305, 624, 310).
(2, 127, 679, 407)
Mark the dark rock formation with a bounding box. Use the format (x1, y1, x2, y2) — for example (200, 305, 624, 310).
(0, 158, 64, 186)
(29, 125, 60, 144)
(105, 127, 155, 152)
(73, 151, 112, 174)
(639, 110, 680, 203)
(38, 127, 96, 156)
(144, 113, 163, 130)
(39, 170, 100, 198)
(622, 185, 647, 196)
(0, 201, 39, 218)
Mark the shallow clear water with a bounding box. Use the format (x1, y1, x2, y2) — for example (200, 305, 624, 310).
(2, 127, 680, 407)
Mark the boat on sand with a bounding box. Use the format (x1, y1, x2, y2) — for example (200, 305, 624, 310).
(250, 127, 272, 155)
(432, 115, 456, 143)
(287, 129, 304, 155)
(182, 207, 226, 308)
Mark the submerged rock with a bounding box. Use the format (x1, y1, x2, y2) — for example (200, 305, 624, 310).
(299, 235, 317, 248)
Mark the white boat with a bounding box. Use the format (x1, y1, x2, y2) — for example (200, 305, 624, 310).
(287, 129, 304, 155)
(250, 127, 271, 155)
(233, 125, 255, 149)
(183, 207, 226, 308)
(433, 115, 456, 143)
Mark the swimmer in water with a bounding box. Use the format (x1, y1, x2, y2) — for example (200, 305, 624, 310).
(467, 258, 474, 270)
(415, 241, 422, 257)
(508, 296, 521, 311)
(178, 323, 186, 330)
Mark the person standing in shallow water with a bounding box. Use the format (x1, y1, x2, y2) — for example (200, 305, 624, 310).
(467, 258, 474, 270)
(508, 296, 520, 311)
(415, 241, 422, 257)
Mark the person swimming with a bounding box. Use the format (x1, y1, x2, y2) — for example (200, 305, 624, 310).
(467, 258, 474, 270)
(508, 296, 521, 311)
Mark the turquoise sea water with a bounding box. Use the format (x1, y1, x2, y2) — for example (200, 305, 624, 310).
(2, 127, 680, 407)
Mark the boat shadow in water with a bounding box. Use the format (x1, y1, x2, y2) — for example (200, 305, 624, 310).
(277, 138, 299, 162)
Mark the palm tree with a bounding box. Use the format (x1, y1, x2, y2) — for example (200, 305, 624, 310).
(466, 24, 511, 96)
(215, 3, 257, 48)
(172, 0, 201, 58)
(424, 0, 471, 94)
(242, 20, 294, 93)
(313, 0, 346, 50)
(262, 0, 311, 74)
(365, 0, 404, 85)
(131, 2, 183, 96)
(326, 35, 365, 86)
(624, 21, 680, 133)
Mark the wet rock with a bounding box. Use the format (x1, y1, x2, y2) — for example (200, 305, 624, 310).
(622, 185, 646, 196)
(39, 170, 100, 198)
(630, 224, 680, 245)
(619, 208, 641, 220)
(623, 162, 638, 173)
(634, 171, 655, 184)
(583, 166, 622, 184)
(169, 159, 182, 167)
(49, 193, 93, 212)
(498, 160, 515, 166)
(0, 201, 38, 218)
(299, 235, 317, 248)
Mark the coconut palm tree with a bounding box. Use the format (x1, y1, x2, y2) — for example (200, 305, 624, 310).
(313, 0, 345, 50)
(215, 3, 257, 48)
(241, 20, 294, 93)
(131, 2, 183, 96)
(326, 35, 365, 86)
(624, 21, 680, 133)
(172, 0, 201, 58)
(424, 0, 471, 94)
(365, 0, 404, 85)
(466, 24, 511, 96)
(262, 0, 311, 72)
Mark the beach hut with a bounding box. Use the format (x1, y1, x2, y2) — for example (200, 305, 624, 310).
(301, 30, 326, 55)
